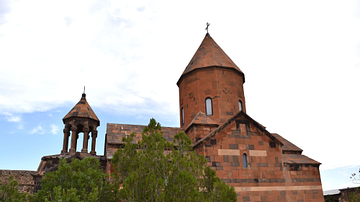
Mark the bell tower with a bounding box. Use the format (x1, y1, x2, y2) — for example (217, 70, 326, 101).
(177, 33, 246, 129)
(61, 92, 100, 155)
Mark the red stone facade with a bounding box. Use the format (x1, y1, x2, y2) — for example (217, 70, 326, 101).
(178, 67, 246, 128)
(102, 33, 324, 201)
(175, 33, 324, 201)
(192, 112, 323, 201)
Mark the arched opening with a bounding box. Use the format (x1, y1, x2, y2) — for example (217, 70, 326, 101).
(239, 100, 242, 111)
(243, 153, 248, 168)
(75, 124, 84, 152)
(205, 97, 213, 116)
(181, 107, 184, 126)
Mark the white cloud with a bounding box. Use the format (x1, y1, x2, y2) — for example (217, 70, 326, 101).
(29, 125, 44, 135)
(1, 1, 359, 118)
(0, 0, 175, 118)
(1, 112, 21, 122)
(50, 124, 59, 135)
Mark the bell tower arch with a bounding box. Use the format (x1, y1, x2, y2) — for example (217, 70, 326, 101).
(61, 92, 100, 155)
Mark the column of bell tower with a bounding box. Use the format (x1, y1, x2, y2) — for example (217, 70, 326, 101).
(177, 33, 246, 129)
(61, 93, 100, 155)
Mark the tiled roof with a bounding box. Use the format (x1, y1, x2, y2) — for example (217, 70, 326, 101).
(179, 33, 244, 82)
(105, 123, 184, 159)
(193, 111, 281, 148)
(272, 133, 303, 153)
(283, 154, 320, 165)
(63, 93, 99, 122)
(185, 111, 219, 132)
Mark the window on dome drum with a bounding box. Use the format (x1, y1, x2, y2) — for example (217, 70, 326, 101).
(205, 98, 213, 116)
(239, 100, 242, 111)
(181, 107, 184, 126)
(243, 153, 248, 168)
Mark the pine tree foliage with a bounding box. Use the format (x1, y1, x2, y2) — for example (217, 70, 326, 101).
(111, 118, 237, 202)
(34, 157, 120, 202)
(0, 176, 29, 202)
(348, 188, 360, 202)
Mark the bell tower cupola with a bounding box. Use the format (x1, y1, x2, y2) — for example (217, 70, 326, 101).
(177, 33, 246, 129)
(61, 91, 100, 155)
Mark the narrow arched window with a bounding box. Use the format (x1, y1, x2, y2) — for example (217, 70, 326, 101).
(181, 107, 184, 126)
(239, 100, 242, 111)
(243, 153, 248, 168)
(205, 98, 213, 116)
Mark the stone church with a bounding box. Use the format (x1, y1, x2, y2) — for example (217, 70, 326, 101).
(1, 33, 324, 201)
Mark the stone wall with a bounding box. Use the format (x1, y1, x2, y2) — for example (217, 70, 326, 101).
(178, 68, 245, 129)
(194, 113, 324, 202)
(0, 170, 36, 194)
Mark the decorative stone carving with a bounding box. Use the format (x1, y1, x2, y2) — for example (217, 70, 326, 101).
(223, 88, 230, 94)
(189, 92, 194, 99)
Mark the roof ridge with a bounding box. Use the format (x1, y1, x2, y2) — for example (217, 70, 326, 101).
(107, 123, 182, 129)
(271, 133, 303, 152)
(184, 111, 218, 132)
(283, 153, 321, 165)
(193, 111, 282, 147)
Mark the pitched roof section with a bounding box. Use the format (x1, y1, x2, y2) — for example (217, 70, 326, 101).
(193, 111, 281, 148)
(105, 123, 184, 159)
(181, 33, 244, 78)
(63, 93, 99, 123)
(272, 133, 303, 153)
(283, 154, 321, 165)
(185, 111, 219, 132)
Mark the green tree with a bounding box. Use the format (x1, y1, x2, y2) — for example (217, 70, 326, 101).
(34, 157, 120, 202)
(349, 189, 360, 202)
(202, 166, 237, 201)
(111, 118, 237, 202)
(0, 176, 29, 202)
(348, 188, 360, 202)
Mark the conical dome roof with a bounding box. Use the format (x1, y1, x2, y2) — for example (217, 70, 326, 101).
(181, 33, 244, 78)
(63, 93, 99, 124)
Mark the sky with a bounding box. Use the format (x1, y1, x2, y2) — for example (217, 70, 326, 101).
(0, 0, 359, 192)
